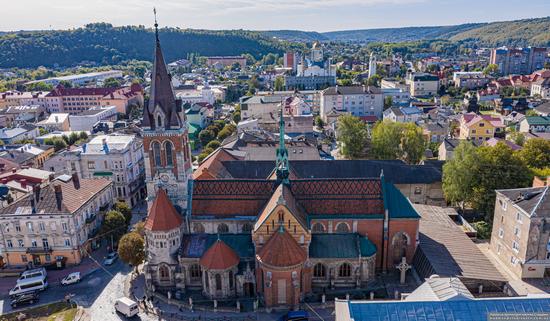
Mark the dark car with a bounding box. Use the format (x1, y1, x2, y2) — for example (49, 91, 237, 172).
(11, 292, 39, 308)
(279, 311, 309, 321)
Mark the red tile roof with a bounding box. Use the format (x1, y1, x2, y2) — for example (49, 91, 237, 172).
(46, 85, 117, 97)
(199, 239, 240, 270)
(144, 188, 183, 231)
(256, 227, 306, 268)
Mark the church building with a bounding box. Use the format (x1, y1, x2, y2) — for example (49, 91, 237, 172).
(142, 22, 420, 310)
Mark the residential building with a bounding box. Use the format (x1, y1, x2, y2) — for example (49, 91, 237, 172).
(206, 56, 247, 68)
(36, 113, 71, 132)
(490, 186, 550, 278)
(383, 106, 422, 123)
(43, 134, 145, 206)
(45, 84, 143, 114)
(175, 86, 216, 105)
(452, 72, 491, 89)
(0, 125, 40, 144)
(185, 103, 212, 129)
(534, 101, 550, 116)
(281, 96, 314, 135)
(0, 174, 113, 268)
(422, 122, 449, 143)
(382, 88, 411, 106)
(0, 91, 49, 109)
(459, 113, 505, 141)
(531, 78, 550, 99)
(68, 106, 117, 132)
(490, 47, 548, 75)
(0, 168, 54, 205)
(438, 138, 481, 161)
(407, 73, 439, 97)
(320, 86, 384, 121)
(24, 70, 123, 87)
(0, 105, 46, 127)
(519, 116, 550, 133)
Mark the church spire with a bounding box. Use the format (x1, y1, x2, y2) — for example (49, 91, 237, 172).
(276, 106, 290, 185)
(142, 9, 182, 130)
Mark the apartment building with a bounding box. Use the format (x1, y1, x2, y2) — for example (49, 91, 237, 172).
(320, 85, 384, 121)
(407, 73, 439, 97)
(45, 84, 143, 114)
(490, 47, 548, 76)
(43, 134, 145, 206)
(0, 91, 49, 109)
(0, 174, 113, 268)
(453, 72, 492, 89)
(490, 186, 550, 278)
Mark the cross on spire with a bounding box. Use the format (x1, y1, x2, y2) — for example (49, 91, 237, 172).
(153, 7, 159, 43)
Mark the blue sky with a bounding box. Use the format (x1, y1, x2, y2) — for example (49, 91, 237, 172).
(1, 0, 549, 32)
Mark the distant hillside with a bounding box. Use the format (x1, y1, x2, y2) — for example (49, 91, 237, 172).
(322, 23, 485, 43)
(263, 17, 550, 47)
(262, 30, 328, 42)
(450, 17, 550, 47)
(0, 23, 286, 68)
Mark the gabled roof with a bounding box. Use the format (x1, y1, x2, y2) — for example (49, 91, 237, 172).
(199, 239, 240, 270)
(497, 186, 550, 217)
(256, 227, 307, 268)
(144, 188, 183, 231)
(405, 276, 474, 302)
(525, 116, 550, 126)
(254, 184, 308, 231)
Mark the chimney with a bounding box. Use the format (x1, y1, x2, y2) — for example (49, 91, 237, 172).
(20, 179, 27, 189)
(33, 185, 41, 203)
(54, 184, 63, 211)
(30, 197, 36, 214)
(11, 168, 16, 173)
(71, 172, 80, 189)
(49, 173, 55, 182)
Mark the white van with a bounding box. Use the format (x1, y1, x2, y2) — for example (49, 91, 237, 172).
(9, 277, 48, 297)
(17, 268, 47, 283)
(114, 297, 139, 317)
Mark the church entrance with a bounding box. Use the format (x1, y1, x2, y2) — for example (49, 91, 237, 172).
(277, 279, 286, 304)
(243, 282, 254, 297)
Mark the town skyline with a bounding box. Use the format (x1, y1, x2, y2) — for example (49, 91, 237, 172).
(1, 0, 550, 32)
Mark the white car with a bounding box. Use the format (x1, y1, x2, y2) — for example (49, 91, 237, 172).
(103, 252, 118, 266)
(61, 272, 81, 285)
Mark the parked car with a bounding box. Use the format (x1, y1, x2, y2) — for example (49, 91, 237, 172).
(114, 297, 139, 317)
(103, 252, 118, 266)
(17, 268, 47, 283)
(11, 292, 39, 308)
(279, 311, 309, 321)
(61, 272, 81, 285)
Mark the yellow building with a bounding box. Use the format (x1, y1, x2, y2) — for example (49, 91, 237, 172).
(459, 113, 504, 142)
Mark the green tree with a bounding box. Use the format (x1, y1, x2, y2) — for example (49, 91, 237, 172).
(103, 77, 121, 88)
(483, 63, 499, 76)
(114, 201, 132, 224)
(79, 131, 89, 140)
(371, 121, 403, 160)
(383, 96, 393, 110)
(336, 115, 368, 159)
(51, 138, 68, 151)
(58, 80, 73, 88)
(274, 76, 285, 91)
(232, 111, 241, 124)
(198, 129, 215, 146)
(314, 116, 325, 130)
(117, 232, 145, 272)
(206, 140, 221, 150)
(472, 221, 492, 239)
(400, 123, 426, 164)
(26, 82, 53, 91)
(101, 210, 127, 243)
(442, 141, 480, 210)
(517, 139, 550, 169)
(525, 109, 539, 117)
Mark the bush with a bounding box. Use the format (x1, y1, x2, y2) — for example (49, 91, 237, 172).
(206, 140, 221, 150)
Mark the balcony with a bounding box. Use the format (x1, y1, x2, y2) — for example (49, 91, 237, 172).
(26, 247, 53, 254)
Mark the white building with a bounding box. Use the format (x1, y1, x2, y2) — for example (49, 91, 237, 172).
(406, 73, 440, 97)
(320, 86, 384, 121)
(175, 86, 216, 105)
(25, 70, 123, 87)
(382, 88, 411, 106)
(68, 106, 117, 132)
(368, 53, 377, 79)
(43, 134, 145, 206)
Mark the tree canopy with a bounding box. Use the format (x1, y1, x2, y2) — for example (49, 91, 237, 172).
(371, 121, 426, 164)
(336, 115, 369, 159)
(118, 232, 145, 270)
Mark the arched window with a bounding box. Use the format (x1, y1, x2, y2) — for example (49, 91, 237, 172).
(157, 115, 163, 128)
(229, 270, 234, 289)
(242, 223, 253, 233)
(165, 141, 174, 166)
(313, 263, 326, 278)
(338, 263, 351, 278)
(215, 274, 222, 290)
(190, 264, 202, 280)
(193, 223, 205, 233)
(159, 265, 170, 281)
(335, 222, 350, 233)
(217, 223, 229, 234)
(311, 223, 325, 233)
(152, 142, 162, 166)
(392, 232, 410, 264)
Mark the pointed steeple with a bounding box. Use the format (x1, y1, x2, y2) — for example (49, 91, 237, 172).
(275, 106, 290, 185)
(142, 9, 181, 130)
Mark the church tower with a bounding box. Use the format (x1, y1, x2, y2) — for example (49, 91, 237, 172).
(368, 52, 377, 79)
(142, 15, 193, 220)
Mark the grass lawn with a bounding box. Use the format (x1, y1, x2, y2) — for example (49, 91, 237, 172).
(0, 301, 77, 321)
